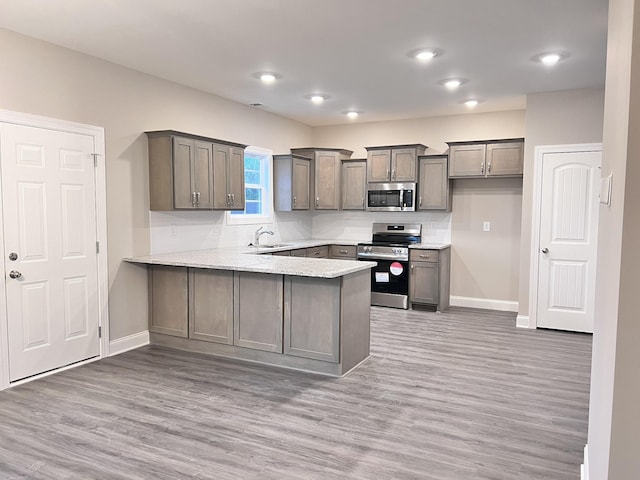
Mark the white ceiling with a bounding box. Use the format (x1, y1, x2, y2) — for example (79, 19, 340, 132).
(0, 0, 609, 127)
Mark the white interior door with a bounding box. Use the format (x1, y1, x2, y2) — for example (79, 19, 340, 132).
(536, 149, 601, 332)
(1, 123, 100, 381)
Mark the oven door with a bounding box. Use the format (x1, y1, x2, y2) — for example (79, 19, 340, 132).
(369, 258, 410, 309)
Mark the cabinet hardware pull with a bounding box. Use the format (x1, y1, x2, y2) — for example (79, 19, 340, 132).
(488, 162, 492, 173)
(411, 265, 414, 271)
(339, 250, 348, 254)
(196, 191, 201, 205)
(419, 197, 422, 207)
(192, 191, 197, 206)
(419, 254, 429, 258)
(386, 168, 389, 179)
(391, 168, 396, 179)
(226, 193, 230, 205)
(481, 161, 485, 175)
(316, 197, 319, 207)
(231, 193, 235, 205)
(293, 196, 297, 207)
(362, 197, 365, 207)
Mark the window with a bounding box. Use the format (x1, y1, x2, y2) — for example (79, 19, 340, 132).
(226, 146, 272, 225)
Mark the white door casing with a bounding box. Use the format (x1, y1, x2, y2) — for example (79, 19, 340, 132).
(529, 144, 602, 333)
(0, 110, 108, 389)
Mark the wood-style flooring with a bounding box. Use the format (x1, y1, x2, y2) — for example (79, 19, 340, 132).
(0, 307, 592, 480)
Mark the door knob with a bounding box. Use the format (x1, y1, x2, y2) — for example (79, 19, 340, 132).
(8, 252, 18, 261)
(541, 248, 549, 254)
(9, 270, 22, 279)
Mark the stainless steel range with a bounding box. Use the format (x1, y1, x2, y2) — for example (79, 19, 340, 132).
(357, 223, 422, 309)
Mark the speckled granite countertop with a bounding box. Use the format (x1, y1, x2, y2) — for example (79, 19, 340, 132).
(409, 243, 451, 250)
(124, 240, 373, 279)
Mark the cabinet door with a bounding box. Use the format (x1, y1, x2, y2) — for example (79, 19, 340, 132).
(448, 144, 487, 177)
(418, 156, 450, 210)
(486, 142, 524, 176)
(292, 157, 310, 209)
(212, 143, 230, 208)
(234, 272, 283, 352)
(315, 151, 340, 209)
(342, 160, 366, 210)
(189, 269, 233, 344)
(391, 148, 417, 181)
(149, 266, 188, 337)
(410, 262, 439, 305)
(284, 276, 340, 363)
(172, 137, 195, 209)
(192, 141, 214, 209)
(228, 147, 245, 210)
(367, 150, 391, 182)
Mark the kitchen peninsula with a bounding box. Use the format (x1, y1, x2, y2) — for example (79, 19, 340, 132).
(125, 245, 375, 376)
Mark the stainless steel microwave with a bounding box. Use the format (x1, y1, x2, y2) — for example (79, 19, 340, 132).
(366, 183, 416, 211)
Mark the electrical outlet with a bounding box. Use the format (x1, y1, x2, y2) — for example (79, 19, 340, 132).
(483, 221, 491, 232)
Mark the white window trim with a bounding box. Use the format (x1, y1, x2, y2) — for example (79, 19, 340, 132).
(226, 146, 274, 226)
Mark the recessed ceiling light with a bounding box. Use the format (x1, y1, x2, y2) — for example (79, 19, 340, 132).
(463, 99, 479, 108)
(346, 111, 360, 119)
(252, 72, 282, 84)
(533, 52, 569, 66)
(305, 94, 329, 104)
(439, 78, 467, 90)
(409, 48, 443, 61)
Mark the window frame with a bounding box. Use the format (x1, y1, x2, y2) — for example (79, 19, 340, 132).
(225, 146, 273, 226)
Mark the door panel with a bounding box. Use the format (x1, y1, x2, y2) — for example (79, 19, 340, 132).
(537, 150, 600, 332)
(315, 151, 340, 209)
(172, 137, 194, 209)
(228, 147, 245, 210)
(212, 143, 229, 208)
(193, 141, 213, 209)
(342, 161, 366, 210)
(1, 124, 100, 381)
(292, 157, 310, 209)
(367, 150, 390, 182)
(448, 144, 486, 177)
(391, 148, 416, 181)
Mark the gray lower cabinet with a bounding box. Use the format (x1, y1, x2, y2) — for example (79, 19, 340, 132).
(418, 155, 451, 211)
(149, 265, 189, 337)
(234, 272, 283, 353)
(285, 276, 340, 363)
(409, 248, 451, 311)
(341, 159, 367, 210)
(329, 245, 357, 259)
(189, 269, 234, 344)
(306, 245, 329, 258)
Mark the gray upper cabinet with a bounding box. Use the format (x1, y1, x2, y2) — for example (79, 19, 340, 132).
(447, 138, 524, 178)
(365, 144, 427, 182)
(273, 154, 311, 211)
(341, 159, 367, 210)
(213, 143, 245, 210)
(290, 148, 353, 210)
(146, 130, 246, 211)
(418, 155, 451, 211)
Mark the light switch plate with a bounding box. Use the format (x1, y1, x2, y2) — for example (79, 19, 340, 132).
(483, 221, 491, 232)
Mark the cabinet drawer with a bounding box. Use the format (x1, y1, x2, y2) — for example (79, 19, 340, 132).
(290, 248, 307, 257)
(272, 250, 291, 256)
(306, 245, 329, 258)
(330, 245, 356, 259)
(410, 249, 439, 263)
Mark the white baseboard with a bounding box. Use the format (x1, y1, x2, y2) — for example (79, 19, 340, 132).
(516, 314, 536, 329)
(109, 331, 149, 356)
(581, 444, 589, 480)
(449, 295, 518, 312)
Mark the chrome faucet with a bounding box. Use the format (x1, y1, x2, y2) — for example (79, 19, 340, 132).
(254, 226, 274, 246)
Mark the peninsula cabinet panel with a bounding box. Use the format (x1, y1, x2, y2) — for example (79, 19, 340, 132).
(285, 276, 340, 363)
(234, 272, 283, 353)
(189, 269, 234, 345)
(342, 159, 367, 210)
(418, 155, 451, 211)
(148, 265, 188, 337)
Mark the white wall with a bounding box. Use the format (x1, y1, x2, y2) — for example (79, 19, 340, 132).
(0, 28, 313, 340)
(588, 0, 640, 478)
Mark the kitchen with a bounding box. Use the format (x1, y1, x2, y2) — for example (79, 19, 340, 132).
(0, 0, 637, 479)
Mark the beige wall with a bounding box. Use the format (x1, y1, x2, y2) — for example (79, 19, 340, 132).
(518, 88, 605, 320)
(589, 0, 640, 478)
(0, 28, 312, 340)
(313, 111, 526, 304)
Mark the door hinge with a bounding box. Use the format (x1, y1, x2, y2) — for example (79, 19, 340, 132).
(96, 241, 100, 254)
(98, 326, 102, 338)
(90, 153, 100, 167)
